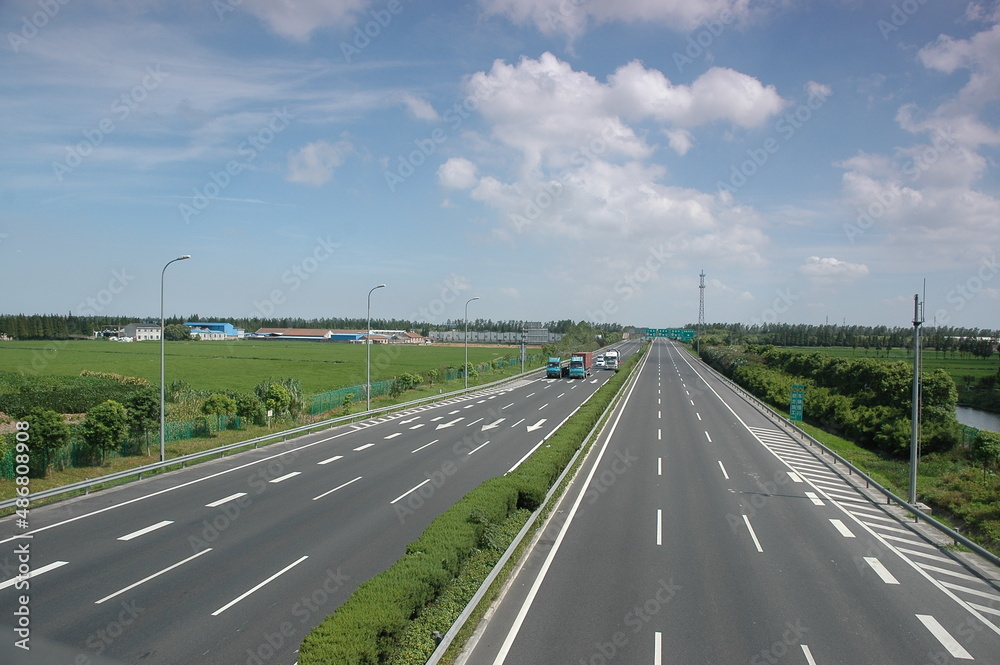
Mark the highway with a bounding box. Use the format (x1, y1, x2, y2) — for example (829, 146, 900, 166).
(458, 338, 1000, 665)
(0, 340, 641, 665)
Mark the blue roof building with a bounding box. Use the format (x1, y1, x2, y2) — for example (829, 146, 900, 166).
(184, 322, 244, 338)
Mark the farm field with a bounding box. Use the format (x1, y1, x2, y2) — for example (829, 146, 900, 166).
(0, 339, 532, 395)
(782, 345, 999, 382)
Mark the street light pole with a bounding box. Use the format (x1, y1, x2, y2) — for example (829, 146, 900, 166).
(160, 254, 190, 462)
(465, 296, 479, 389)
(367, 284, 386, 412)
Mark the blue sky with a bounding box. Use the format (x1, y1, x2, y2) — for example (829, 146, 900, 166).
(2, 0, 998, 330)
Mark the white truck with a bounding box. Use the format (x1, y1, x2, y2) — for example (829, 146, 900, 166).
(604, 349, 620, 371)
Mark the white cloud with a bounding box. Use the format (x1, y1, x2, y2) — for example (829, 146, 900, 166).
(438, 157, 479, 190)
(400, 93, 439, 121)
(239, 0, 369, 41)
(478, 0, 757, 40)
(286, 139, 352, 185)
(797, 256, 869, 282)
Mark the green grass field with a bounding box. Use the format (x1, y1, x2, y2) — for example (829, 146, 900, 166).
(783, 346, 999, 382)
(0, 339, 532, 395)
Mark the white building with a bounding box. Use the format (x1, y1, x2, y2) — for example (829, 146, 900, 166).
(122, 323, 161, 341)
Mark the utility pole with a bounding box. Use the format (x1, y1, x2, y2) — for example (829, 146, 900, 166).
(909, 292, 924, 505)
(698, 270, 706, 354)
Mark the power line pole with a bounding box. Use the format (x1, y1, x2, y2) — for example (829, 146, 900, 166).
(697, 270, 705, 354)
(909, 291, 924, 505)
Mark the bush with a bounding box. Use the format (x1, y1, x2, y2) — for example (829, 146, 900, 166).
(79, 400, 128, 464)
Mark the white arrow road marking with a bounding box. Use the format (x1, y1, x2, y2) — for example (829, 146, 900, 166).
(482, 418, 506, 430)
(435, 417, 464, 430)
(526, 419, 547, 432)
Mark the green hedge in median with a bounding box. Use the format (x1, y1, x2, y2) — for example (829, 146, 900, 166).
(298, 348, 644, 665)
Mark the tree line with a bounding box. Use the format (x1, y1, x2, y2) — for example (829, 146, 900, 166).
(0, 313, 627, 340)
(694, 322, 998, 359)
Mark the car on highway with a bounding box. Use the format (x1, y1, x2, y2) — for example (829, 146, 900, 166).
(595, 355, 606, 368)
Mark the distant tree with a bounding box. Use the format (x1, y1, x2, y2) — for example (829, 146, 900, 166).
(80, 400, 128, 464)
(261, 384, 291, 418)
(123, 388, 160, 456)
(201, 393, 237, 431)
(972, 430, 1000, 482)
(233, 392, 266, 427)
(20, 408, 70, 477)
(163, 324, 191, 341)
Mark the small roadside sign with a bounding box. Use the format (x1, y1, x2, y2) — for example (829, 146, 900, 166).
(790, 384, 805, 421)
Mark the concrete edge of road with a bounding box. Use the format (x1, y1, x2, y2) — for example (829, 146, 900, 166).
(426, 341, 651, 665)
(680, 345, 1000, 577)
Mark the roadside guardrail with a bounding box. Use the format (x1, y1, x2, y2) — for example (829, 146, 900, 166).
(1, 366, 546, 512)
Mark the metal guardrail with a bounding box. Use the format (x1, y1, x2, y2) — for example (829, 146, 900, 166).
(1, 365, 546, 512)
(695, 356, 1000, 569)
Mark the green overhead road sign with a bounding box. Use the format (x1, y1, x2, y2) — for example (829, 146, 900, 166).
(644, 328, 696, 342)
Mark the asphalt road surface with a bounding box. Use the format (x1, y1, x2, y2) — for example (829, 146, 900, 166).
(457, 338, 1000, 665)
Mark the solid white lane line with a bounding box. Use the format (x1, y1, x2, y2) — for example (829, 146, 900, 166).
(410, 439, 439, 453)
(718, 461, 729, 480)
(468, 440, 490, 455)
(0, 560, 69, 590)
(656, 509, 662, 546)
(804, 492, 824, 506)
(312, 476, 363, 501)
(654, 632, 662, 665)
(317, 455, 343, 465)
(490, 346, 650, 665)
(915, 614, 974, 659)
(354, 443, 375, 451)
(743, 515, 763, 552)
(269, 471, 301, 484)
(118, 520, 173, 541)
(96, 549, 212, 604)
(206, 493, 246, 508)
(864, 557, 900, 584)
(829, 519, 855, 538)
(211, 556, 309, 616)
(390, 479, 431, 504)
